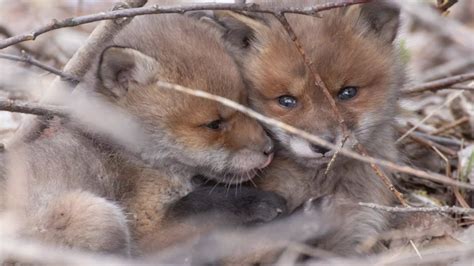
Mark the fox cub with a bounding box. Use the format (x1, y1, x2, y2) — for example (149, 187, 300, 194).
(0, 13, 286, 256)
(204, 0, 405, 256)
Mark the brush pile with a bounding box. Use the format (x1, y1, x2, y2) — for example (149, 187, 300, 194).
(0, 0, 473, 264)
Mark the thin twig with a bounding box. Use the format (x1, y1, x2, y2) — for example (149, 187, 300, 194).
(397, 90, 464, 143)
(0, 98, 67, 117)
(402, 130, 457, 156)
(0, 1, 369, 50)
(359, 202, 474, 215)
(0, 52, 79, 84)
(431, 116, 469, 135)
(402, 72, 474, 95)
(7, 0, 148, 146)
(155, 80, 474, 190)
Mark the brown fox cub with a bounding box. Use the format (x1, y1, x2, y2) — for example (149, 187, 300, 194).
(208, 0, 405, 255)
(0, 14, 285, 256)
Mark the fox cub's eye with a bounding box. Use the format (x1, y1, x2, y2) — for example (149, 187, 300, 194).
(278, 95, 297, 108)
(337, 86, 358, 101)
(206, 119, 223, 130)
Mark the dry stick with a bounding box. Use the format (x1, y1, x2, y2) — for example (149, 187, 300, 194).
(0, 99, 67, 117)
(7, 0, 148, 147)
(431, 116, 469, 135)
(0, 1, 368, 50)
(401, 129, 457, 156)
(0, 52, 79, 84)
(402, 72, 474, 95)
(359, 202, 474, 216)
(397, 90, 464, 143)
(451, 85, 474, 91)
(357, 143, 407, 205)
(155, 80, 474, 191)
(273, 10, 407, 205)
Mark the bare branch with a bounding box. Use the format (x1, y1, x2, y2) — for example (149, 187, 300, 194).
(359, 202, 474, 216)
(0, 52, 79, 84)
(0, 1, 369, 50)
(7, 0, 148, 147)
(402, 72, 474, 95)
(436, 0, 459, 13)
(155, 80, 474, 191)
(0, 98, 67, 117)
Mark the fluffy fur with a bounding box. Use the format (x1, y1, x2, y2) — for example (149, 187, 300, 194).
(0, 14, 284, 256)
(210, 0, 405, 256)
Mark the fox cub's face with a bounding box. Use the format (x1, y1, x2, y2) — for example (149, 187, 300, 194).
(214, 1, 404, 167)
(97, 44, 273, 183)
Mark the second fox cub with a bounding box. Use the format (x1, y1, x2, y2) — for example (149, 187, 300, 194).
(210, 0, 405, 255)
(0, 13, 285, 256)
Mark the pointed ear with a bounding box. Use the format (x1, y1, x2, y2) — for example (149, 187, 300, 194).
(211, 11, 269, 50)
(98, 47, 159, 98)
(351, 1, 400, 43)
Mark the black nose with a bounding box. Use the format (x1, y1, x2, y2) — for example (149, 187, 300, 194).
(310, 144, 330, 155)
(263, 139, 275, 156)
(310, 136, 335, 155)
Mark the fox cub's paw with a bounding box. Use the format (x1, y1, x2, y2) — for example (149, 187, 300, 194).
(166, 184, 287, 226)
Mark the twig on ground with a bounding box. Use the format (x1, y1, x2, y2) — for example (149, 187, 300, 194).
(0, 98, 67, 117)
(421, 56, 474, 81)
(431, 116, 469, 135)
(401, 129, 457, 156)
(0, 1, 369, 50)
(397, 90, 464, 143)
(0, 52, 79, 84)
(403, 72, 474, 95)
(155, 80, 474, 190)
(359, 202, 474, 215)
(450, 85, 474, 91)
(413, 132, 463, 147)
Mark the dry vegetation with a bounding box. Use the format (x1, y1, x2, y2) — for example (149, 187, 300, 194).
(0, 0, 474, 264)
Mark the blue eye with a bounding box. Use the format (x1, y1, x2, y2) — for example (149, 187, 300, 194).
(206, 119, 222, 130)
(337, 86, 358, 101)
(278, 95, 297, 108)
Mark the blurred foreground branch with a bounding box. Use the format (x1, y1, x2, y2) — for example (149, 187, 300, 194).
(0, 99, 67, 117)
(359, 202, 474, 216)
(155, 81, 474, 191)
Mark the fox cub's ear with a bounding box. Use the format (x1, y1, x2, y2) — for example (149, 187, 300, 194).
(99, 47, 159, 98)
(210, 11, 268, 51)
(351, 1, 401, 43)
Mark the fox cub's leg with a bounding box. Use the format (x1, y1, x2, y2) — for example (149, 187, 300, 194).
(31, 190, 131, 255)
(167, 182, 287, 226)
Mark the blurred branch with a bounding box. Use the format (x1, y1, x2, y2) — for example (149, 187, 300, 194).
(421, 56, 474, 81)
(0, 99, 67, 117)
(402, 72, 474, 95)
(155, 80, 474, 191)
(8, 0, 148, 146)
(436, 0, 458, 13)
(0, 0, 368, 50)
(0, 52, 79, 84)
(359, 202, 474, 215)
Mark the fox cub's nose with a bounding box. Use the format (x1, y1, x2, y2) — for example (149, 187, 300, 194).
(263, 139, 275, 156)
(310, 136, 335, 156)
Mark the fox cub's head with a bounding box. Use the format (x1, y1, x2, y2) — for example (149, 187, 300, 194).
(97, 15, 273, 183)
(212, 1, 404, 167)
